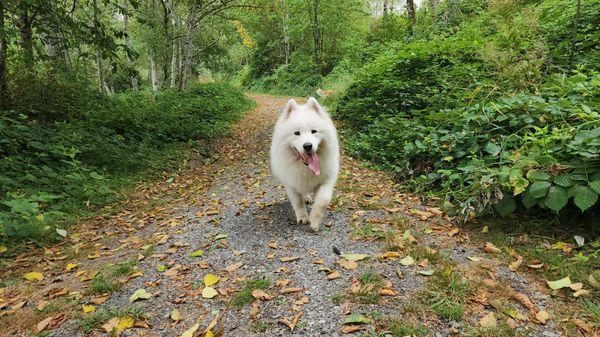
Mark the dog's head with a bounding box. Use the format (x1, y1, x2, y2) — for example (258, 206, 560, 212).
(279, 97, 328, 175)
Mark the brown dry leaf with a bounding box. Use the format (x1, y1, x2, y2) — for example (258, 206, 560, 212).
(380, 251, 401, 259)
(276, 266, 289, 273)
(268, 241, 278, 249)
(36, 300, 48, 311)
(568, 282, 583, 291)
(483, 279, 498, 287)
(267, 253, 275, 259)
(102, 317, 119, 333)
(281, 287, 303, 294)
(327, 270, 340, 280)
(573, 289, 591, 297)
(510, 291, 537, 312)
(479, 312, 497, 328)
(279, 312, 303, 332)
(36, 316, 54, 333)
(483, 242, 501, 254)
(225, 262, 244, 272)
(535, 310, 550, 324)
(341, 325, 364, 334)
(589, 274, 599, 288)
(91, 295, 109, 304)
(275, 279, 290, 287)
(572, 318, 593, 333)
(526, 263, 544, 269)
(279, 256, 300, 262)
(337, 259, 358, 270)
(250, 302, 261, 318)
(508, 255, 523, 272)
(418, 258, 429, 268)
(312, 258, 324, 264)
(379, 288, 397, 296)
(294, 296, 309, 306)
(251, 289, 274, 301)
(448, 228, 459, 237)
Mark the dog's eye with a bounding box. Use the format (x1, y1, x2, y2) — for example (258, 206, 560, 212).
(311, 130, 317, 134)
(294, 131, 300, 136)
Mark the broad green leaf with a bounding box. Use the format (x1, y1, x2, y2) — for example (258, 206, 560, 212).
(484, 142, 501, 156)
(0, 246, 6, 253)
(156, 265, 166, 272)
(512, 176, 529, 195)
(340, 253, 368, 261)
(521, 191, 537, 209)
(528, 181, 551, 198)
(573, 186, 598, 212)
(494, 194, 516, 217)
(344, 314, 372, 325)
(545, 186, 569, 212)
(189, 250, 204, 257)
(590, 180, 600, 194)
(130, 288, 152, 302)
(547, 276, 571, 290)
(553, 174, 574, 188)
(526, 170, 550, 181)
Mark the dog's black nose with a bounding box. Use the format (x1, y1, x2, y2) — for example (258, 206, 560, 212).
(303, 142, 313, 152)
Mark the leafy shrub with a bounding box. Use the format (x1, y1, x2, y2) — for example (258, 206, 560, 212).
(0, 79, 252, 241)
(247, 52, 322, 95)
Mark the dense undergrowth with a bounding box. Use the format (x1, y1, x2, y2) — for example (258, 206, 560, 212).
(332, 0, 600, 224)
(0, 78, 252, 242)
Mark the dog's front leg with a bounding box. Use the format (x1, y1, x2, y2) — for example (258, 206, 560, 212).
(309, 183, 334, 232)
(286, 187, 309, 224)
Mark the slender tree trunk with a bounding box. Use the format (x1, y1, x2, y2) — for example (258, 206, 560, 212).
(178, 40, 183, 83)
(0, 0, 8, 110)
(93, 0, 108, 93)
(150, 54, 158, 92)
(179, 5, 198, 92)
(308, 0, 321, 73)
(383, 0, 389, 15)
(170, 42, 177, 88)
(406, 0, 416, 35)
(569, 0, 581, 68)
(429, 0, 439, 13)
(281, 0, 290, 65)
(18, 12, 34, 70)
(123, 0, 139, 91)
(160, 0, 171, 82)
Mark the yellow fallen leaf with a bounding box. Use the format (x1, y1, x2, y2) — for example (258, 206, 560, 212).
(0, 246, 7, 253)
(205, 330, 215, 337)
(400, 256, 415, 266)
(129, 288, 152, 302)
(171, 309, 182, 322)
(380, 251, 401, 259)
(87, 252, 101, 259)
(180, 322, 200, 337)
(202, 286, 218, 299)
(24, 272, 44, 281)
(481, 225, 489, 233)
(117, 316, 135, 330)
(204, 274, 219, 287)
(508, 255, 523, 272)
(327, 270, 340, 280)
(337, 259, 358, 270)
(547, 276, 571, 290)
(535, 310, 550, 324)
(66, 263, 78, 271)
(82, 304, 95, 313)
(340, 253, 368, 261)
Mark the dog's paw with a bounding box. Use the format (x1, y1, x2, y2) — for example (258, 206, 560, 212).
(303, 194, 313, 204)
(296, 214, 309, 225)
(309, 221, 320, 232)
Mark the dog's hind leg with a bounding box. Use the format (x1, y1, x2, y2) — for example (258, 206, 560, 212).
(309, 183, 334, 232)
(286, 187, 309, 225)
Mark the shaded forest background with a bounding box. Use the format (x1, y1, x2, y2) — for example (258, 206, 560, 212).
(0, 0, 598, 242)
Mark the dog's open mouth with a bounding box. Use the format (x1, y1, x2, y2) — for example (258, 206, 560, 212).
(295, 149, 320, 176)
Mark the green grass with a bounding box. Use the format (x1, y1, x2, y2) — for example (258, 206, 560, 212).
(231, 278, 271, 308)
(352, 272, 384, 304)
(331, 292, 344, 305)
(111, 260, 138, 277)
(79, 306, 146, 333)
(36, 298, 78, 315)
(251, 321, 270, 333)
(420, 268, 472, 321)
(582, 299, 600, 325)
(464, 321, 521, 337)
(388, 320, 429, 337)
(86, 274, 123, 295)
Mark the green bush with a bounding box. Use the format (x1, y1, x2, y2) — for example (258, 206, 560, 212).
(0, 79, 252, 241)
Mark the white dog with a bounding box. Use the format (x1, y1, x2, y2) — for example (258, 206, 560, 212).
(270, 97, 340, 231)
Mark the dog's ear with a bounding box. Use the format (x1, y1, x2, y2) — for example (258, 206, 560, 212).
(306, 97, 324, 115)
(283, 99, 298, 118)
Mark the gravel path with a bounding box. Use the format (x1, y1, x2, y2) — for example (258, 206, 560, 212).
(0, 95, 582, 337)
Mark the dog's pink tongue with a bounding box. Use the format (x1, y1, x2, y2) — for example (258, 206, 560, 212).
(307, 152, 320, 175)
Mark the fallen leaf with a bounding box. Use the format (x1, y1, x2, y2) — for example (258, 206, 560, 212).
(338, 259, 358, 270)
(281, 287, 303, 294)
(56, 228, 67, 238)
(312, 258, 324, 264)
(448, 228, 459, 237)
(535, 310, 550, 324)
(279, 312, 303, 332)
(508, 255, 523, 272)
(24, 272, 44, 281)
(341, 325, 364, 333)
(268, 241, 278, 249)
(0, 246, 7, 253)
(400, 256, 415, 266)
(573, 289, 591, 297)
(483, 242, 501, 254)
(36, 316, 54, 333)
(327, 271, 340, 280)
(202, 287, 218, 299)
(340, 253, 368, 261)
(66, 263, 78, 271)
(574, 235, 585, 247)
(251, 289, 274, 300)
(481, 225, 489, 233)
(171, 309, 182, 322)
(379, 288, 397, 296)
(225, 262, 243, 272)
(547, 276, 571, 290)
(205, 330, 215, 337)
(180, 322, 200, 337)
(479, 312, 497, 328)
(467, 256, 481, 262)
(418, 270, 434, 276)
(36, 300, 48, 311)
(279, 256, 300, 262)
(130, 289, 152, 302)
(510, 291, 536, 312)
(551, 241, 572, 253)
(572, 318, 593, 333)
(204, 274, 219, 287)
(526, 263, 544, 269)
(82, 304, 95, 313)
(275, 279, 290, 287)
(189, 250, 204, 257)
(102, 317, 119, 333)
(589, 274, 599, 288)
(418, 259, 429, 267)
(380, 251, 400, 259)
(344, 314, 372, 325)
(568, 282, 583, 291)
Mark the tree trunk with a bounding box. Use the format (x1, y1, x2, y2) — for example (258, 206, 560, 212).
(93, 0, 108, 93)
(160, 0, 171, 82)
(179, 5, 198, 92)
(170, 42, 177, 88)
(18, 12, 34, 70)
(150, 54, 158, 92)
(383, 0, 389, 15)
(406, 0, 416, 35)
(0, 0, 8, 110)
(569, 0, 581, 68)
(123, 0, 138, 91)
(429, 0, 439, 13)
(282, 0, 290, 65)
(308, 0, 322, 73)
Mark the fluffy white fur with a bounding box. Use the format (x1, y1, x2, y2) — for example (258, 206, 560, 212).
(270, 97, 340, 231)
